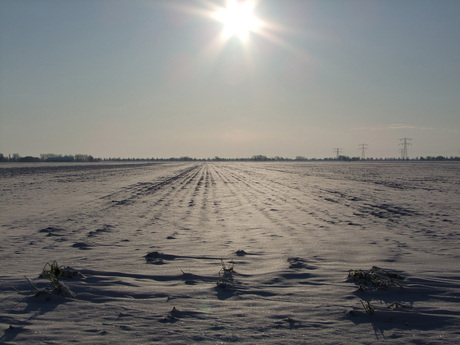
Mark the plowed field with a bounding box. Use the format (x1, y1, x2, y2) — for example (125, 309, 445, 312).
(1, 162, 459, 344)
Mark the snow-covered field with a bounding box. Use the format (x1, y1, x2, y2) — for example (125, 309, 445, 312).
(1, 161, 459, 344)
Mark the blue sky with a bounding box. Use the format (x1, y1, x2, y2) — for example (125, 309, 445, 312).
(1, 0, 459, 159)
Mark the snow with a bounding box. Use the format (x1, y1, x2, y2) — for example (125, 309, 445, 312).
(1, 161, 459, 344)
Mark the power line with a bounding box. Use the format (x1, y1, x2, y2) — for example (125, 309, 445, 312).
(333, 148, 342, 159)
(399, 138, 412, 160)
(358, 144, 368, 160)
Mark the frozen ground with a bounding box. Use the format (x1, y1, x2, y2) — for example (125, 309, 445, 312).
(1, 161, 459, 344)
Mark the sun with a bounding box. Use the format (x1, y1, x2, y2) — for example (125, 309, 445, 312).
(213, 0, 261, 42)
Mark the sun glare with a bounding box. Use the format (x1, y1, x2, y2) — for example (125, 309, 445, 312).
(214, 0, 261, 42)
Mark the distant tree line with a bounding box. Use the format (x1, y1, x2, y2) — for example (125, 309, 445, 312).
(0, 153, 97, 162)
(39, 153, 97, 162)
(1, 153, 459, 163)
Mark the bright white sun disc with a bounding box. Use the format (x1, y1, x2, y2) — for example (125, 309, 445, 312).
(214, 0, 261, 41)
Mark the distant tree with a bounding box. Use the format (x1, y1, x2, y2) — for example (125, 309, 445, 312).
(19, 156, 40, 162)
(41, 153, 58, 161)
(43, 154, 75, 162)
(251, 155, 268, 161)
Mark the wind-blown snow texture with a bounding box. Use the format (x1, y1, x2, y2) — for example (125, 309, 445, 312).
(1, 162, 459, 344)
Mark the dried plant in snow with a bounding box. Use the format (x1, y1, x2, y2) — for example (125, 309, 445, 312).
(216, 260, 235, 289)
(360, 300, 375, 314)
(348, 266, 404, 291)
(34, 261, 76, 298)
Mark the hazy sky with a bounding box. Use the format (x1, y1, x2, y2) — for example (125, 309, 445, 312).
(1, 0, 459, 159)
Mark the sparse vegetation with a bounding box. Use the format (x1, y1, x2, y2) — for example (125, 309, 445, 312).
(348, 267, 407, 316)
(387, 301, 406, 309)
(216, 260, 235, 289)
(348, 266, 404, 291)
(219, 259, 234, 274)
(360, 300, 375, 314)
(33, 261, 77, 298)
(40, 261, 64, 290)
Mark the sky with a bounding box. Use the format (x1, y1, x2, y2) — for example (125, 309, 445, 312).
(1, 0, 459, 159)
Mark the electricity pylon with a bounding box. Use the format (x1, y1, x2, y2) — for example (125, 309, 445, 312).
(399, 138, 412, 160)
(333, 148, 342, 159)
(359, 144, 368, 160)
